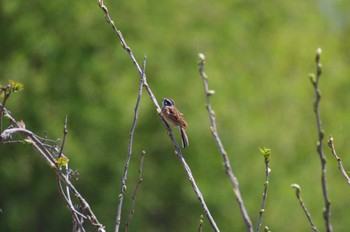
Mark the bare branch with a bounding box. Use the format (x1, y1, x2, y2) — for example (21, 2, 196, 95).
(55, 116, 87, 232)
(1, 127, 56, 166)
(198, 215, 204, 232)
(56, 174, 86, 232)
(125, 150, 146, 231)
(256, 148, 271, 232)
(198, 53, 253, 232)
(0, 89, 9, 131)
(0, 81, 24, 131)
(327, 136, 350, 185)
(115, 57, 147, 231)
(58, 115, 68, 158)
(291, 184, 319, 232)
(310, 48, 332, 232)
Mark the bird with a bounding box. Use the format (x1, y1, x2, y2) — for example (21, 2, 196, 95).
(161, 98, 189, 148)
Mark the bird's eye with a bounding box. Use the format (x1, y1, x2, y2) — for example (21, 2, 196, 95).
(163, 98, 172, 106)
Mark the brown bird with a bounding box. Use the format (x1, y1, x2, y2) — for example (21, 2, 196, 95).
(161, 98, 189, 148)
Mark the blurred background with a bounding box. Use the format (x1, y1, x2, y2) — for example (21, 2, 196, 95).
(1, 0, 350, 231)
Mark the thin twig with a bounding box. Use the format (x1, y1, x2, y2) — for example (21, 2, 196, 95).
(291, 184, 319, 232)
(1, 127, 56, 166)
(198, 215, 204, 232)
(256, 148, 271, 232)
(197, 53, 253, 232)
(58, 115, 68, 158)
(97, 3, 220, 231)
(0, 81, 24, 131)
(56, 175, 86, 232)
(0, 90, 9, 131)
(327, 136, 350, 185)
(309, 48, 332, 232)
(115, 57, 146, 232)
(55, 116, 85, 232)
(53, 115, 87, 232)
(125, 150, 146, 231)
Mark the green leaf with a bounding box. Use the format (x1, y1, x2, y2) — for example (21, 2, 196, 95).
(259, 147, 271, 163)
(259, 147, 271, 156)
(8, 80, 24, 93)
(57, 156, 69, 167)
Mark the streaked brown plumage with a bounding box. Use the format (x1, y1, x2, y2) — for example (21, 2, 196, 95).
(161, 98, 189, 148)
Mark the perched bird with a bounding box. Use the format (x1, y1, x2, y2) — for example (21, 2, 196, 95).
(161, 98, 189, 148)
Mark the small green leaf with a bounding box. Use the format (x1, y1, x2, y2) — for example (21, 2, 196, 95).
(8, 80, 24, 93)
(259, 147, 271, 163)
(57, 156, 69, 167)
(259, 147, 271, 156)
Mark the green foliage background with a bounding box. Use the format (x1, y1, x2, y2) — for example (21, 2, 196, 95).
(1, 0, 350, 231)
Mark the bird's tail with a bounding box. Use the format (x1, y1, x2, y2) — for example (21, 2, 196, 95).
(179, 126, 189, 148)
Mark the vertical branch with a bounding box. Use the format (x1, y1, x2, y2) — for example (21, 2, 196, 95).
(0, 81, 24, 126)
(125, 150, 146, 231)
(256, 148, 271, 232)
(327, 136, 350, 185)
(291, 184, 319, 232)
(0, 89, 9, 130)
(58, 115, 68, 158)
(198, 215, 204, 232)
(115, 57, 147, 232)
(55, 117, 86, 231)
(198, 53, 253, 232)
(310, 48, 332, 232)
